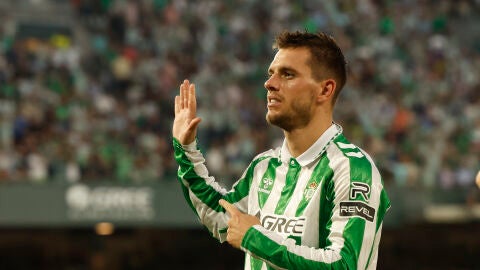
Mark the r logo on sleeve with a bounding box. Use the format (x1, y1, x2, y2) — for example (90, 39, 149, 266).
(349, 182, 370, 201)
(339, 182, 375, 222)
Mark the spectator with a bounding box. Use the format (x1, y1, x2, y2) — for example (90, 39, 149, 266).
(0, 1, 477, 202)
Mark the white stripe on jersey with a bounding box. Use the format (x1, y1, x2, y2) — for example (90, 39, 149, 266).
(366, 224, 383, 270)
(358, 150, 385, 270)
(345, 151, 365, 158)
(336, 142, 357, 149)
(184, 150, 228, 195)
(324, 145, 350, 262)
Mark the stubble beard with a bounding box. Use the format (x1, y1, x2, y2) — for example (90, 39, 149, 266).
(266, 97, 314, 132)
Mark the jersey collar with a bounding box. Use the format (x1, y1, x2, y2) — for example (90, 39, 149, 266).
(280, 123, 342, 167)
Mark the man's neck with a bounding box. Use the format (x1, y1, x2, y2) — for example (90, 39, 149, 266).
(284, 118, 332, 158)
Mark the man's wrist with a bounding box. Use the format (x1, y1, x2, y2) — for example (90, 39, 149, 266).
(173, 137, 198, 151)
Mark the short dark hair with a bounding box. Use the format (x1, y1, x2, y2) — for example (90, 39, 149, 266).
(273, 31, 347, 104)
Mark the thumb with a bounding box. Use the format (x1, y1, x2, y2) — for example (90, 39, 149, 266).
(188, 117, 202, 131)
(219, 199, 241, 216)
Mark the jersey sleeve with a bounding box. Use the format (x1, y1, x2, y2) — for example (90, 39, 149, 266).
(239, 149, 390, 270)
(173, 138, 255, 242)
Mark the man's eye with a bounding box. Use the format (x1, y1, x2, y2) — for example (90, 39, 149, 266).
(284, 73, 294, 78)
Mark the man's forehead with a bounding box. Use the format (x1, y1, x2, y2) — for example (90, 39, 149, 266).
(269, 47, 311, 69)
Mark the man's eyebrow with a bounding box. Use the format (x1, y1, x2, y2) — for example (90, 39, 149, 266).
(268, 66, 297, 74)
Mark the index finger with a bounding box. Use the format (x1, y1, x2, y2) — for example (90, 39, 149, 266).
(219, 199, 241, 216)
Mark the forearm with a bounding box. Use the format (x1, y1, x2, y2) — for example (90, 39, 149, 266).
(241, 226, 350, 270)
(173, 138, 230, 240)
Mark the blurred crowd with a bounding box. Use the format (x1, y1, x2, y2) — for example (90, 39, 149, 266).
(0, 0, 479, 195)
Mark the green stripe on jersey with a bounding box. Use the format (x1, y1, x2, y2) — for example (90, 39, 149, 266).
(250, 256, 263, 270)
(296, 155, 332, 217)
(257, 158, 282, 209)
(178, 179, 198, 216)
(175, 142, 224, 212)
(334, 135, 373, 268)
(376, 189, 390, 231)
(365, 189, 391, 268)
(243, 227, 347, 269)
(274, 158, 301, 214)
(225, 156, 270, 204)
(340, 218, 366, 268)
(173, 138, 223, 213)
(314, 156, 335, 248)
(334, 135, 372, 201)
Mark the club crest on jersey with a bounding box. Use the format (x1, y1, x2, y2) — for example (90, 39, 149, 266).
(303, 182, 318, 200)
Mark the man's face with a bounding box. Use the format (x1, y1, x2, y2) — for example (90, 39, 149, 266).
(264, 47, 322, 131)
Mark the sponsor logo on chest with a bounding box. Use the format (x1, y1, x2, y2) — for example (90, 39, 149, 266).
(260, 212, 306, 237)
(258, 177, 274, 194)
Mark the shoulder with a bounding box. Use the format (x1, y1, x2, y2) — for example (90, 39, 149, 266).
(327, 134, 375, 162)
(324, 134, 387, 207)
(326, 134, 380, 184)
(253, 146, 280, 161)
(247, 146, 281, 169)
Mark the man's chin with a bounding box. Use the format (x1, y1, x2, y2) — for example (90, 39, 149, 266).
(266, 114, 289, 130)
(266, 114, 277, 126)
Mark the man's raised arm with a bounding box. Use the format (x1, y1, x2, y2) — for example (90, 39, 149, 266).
(173, 79, 202, 145)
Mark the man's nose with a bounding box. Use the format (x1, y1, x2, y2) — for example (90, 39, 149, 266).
(264, 75, 278, 92)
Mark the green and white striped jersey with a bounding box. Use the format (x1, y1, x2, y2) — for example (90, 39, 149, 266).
(173, 123, 390, 270)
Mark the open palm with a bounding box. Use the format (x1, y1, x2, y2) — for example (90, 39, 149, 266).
(173, 80, 202, 145)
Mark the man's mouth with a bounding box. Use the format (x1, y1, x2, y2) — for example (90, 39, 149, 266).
(267, 97, 281, 106)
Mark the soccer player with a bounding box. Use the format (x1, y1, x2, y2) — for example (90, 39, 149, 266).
(172, 31, 390, 270)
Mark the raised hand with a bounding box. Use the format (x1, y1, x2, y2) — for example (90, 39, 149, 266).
(219, 199, 261, 249)
(173, 80, 202, 145)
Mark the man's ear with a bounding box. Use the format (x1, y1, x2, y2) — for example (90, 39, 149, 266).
(317, 79, 336, 103)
